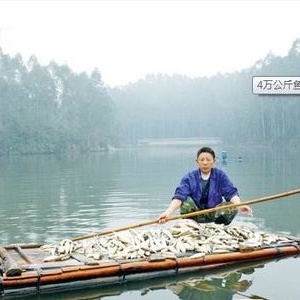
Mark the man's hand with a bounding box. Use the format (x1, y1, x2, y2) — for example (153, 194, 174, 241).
(157, 212, 170, 224)
(238, 205, 253, 216)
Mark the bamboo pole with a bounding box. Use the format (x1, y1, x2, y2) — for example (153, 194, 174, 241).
(72, 188, 300, 241)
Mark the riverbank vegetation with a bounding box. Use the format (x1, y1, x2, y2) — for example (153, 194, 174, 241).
(0, 39, 299, 155)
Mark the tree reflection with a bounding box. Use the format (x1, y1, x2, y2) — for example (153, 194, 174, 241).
(167, 265, 256, 300)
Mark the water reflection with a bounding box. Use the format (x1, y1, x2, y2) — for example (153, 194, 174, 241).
(167, 270, 253, 300)
(1, 146, 300, 299)
(25, 259, 273, 300)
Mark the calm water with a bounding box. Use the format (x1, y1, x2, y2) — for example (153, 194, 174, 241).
(1, 146, 300, 299)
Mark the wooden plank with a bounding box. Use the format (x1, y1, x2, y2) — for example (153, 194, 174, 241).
(0, 247, 23, 277)
(15, 244, 33, 264)
(71, 253, 99, 266)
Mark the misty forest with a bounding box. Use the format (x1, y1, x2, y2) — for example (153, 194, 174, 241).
(0, 39, 300, 155)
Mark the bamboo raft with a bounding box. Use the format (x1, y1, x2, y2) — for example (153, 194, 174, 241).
(1, 189, 300, 297)
(1, 238, 300, 297)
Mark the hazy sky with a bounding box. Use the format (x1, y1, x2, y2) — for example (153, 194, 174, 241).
(0, 0, 300, 87)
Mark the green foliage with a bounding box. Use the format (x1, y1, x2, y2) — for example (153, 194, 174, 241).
(1, 39, 300, 154)
(0, 52, 115, 155)
(110, 39, 300, 147)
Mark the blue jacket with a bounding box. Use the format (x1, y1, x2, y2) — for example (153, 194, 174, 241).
(173, 168, 239, 208)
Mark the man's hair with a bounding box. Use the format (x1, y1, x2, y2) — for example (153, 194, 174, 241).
(197, 147, 215, 159)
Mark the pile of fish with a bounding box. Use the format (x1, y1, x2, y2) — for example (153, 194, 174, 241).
(41, 219, 296, 262)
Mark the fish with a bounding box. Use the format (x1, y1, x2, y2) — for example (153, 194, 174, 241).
(40, 220, 297, 262)
(188, 252, 206, 259)
(43, 253, 70, 262)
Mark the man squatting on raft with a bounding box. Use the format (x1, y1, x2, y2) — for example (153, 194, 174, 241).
(158, 147, 252, 225)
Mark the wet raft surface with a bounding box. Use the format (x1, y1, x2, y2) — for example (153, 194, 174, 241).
(1, 220, 300, 296)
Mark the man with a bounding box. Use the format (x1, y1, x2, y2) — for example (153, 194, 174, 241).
(158, 147, 252, 225)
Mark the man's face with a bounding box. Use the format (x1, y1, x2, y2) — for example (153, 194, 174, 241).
(196, 152, 215, 174)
